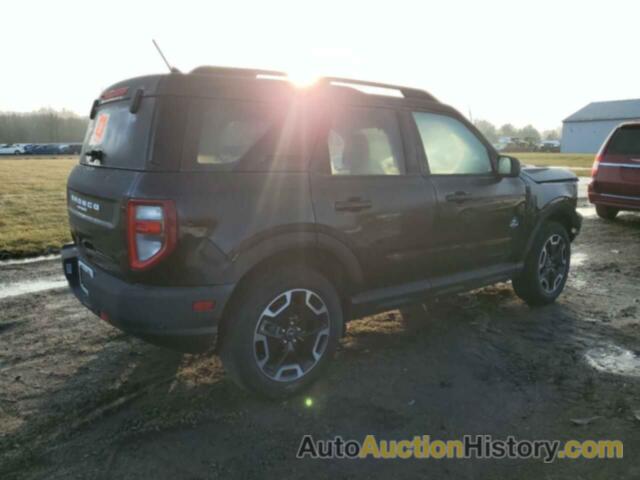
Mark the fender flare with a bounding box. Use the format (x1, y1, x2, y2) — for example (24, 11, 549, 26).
(224, 230, 364, 288)
(521, 198, 577, 260)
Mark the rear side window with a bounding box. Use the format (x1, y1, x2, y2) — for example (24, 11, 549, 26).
(607, 126, 640, 155)
(187, 98, 309, 172)
(413, 112, 492, 175)
(326, 107, 405, 176)
(81, 98, 155, 170)
(198, 102, 275, 165)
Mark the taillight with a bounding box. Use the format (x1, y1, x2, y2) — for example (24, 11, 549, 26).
(591, 154, 602, 178)
(127, 200, 177, 270)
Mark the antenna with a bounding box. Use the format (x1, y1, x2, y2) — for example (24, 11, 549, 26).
(152, 39, 180, 73)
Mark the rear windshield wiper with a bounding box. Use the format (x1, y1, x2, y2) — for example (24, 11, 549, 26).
(85, 149, 105, 165)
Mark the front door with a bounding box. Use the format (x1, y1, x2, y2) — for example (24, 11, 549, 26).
(411, 111, 527, 276)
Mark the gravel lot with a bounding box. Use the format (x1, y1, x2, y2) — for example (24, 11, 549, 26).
(1, 201, 639, 479)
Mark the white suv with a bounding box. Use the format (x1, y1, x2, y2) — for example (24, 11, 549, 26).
(0, 144, 25, 155)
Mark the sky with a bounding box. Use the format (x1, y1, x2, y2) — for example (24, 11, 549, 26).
(2, 0, 638, 131)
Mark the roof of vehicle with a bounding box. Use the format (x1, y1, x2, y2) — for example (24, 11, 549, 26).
(100, 66, 450, 113)
(564, 98, 640, 123)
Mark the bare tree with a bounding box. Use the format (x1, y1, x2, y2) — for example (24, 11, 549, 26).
(0, 109, 88, 143)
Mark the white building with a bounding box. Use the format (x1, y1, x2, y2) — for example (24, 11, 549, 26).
(562, 99, 640, 153)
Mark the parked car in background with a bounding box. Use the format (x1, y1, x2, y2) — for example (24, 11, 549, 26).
(0, 143, 25, 155)
(58, 143, 82, 154)
(22, 144, 38, 154)
(538, 140, 561, 152)
(589, 123, 640, 219)
(31, 144, 62, 155)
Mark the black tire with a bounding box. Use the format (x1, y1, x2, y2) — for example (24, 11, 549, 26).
(595, 204, 619, 220)
(512, 221, 571, 306)
(220, 265, 343, 398)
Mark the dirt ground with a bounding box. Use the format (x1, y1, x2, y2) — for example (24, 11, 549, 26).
(1, 201, 639, 479)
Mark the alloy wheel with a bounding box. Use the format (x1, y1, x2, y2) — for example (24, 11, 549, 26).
(253, 289, 330, 382)
(538, 233, 568, 294)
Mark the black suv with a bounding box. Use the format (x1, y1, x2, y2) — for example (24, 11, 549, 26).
(62, 67, 582, 397)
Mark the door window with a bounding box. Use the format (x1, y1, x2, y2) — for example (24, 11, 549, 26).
(327, 108, 405, 175)
(413, 112, 492, 175)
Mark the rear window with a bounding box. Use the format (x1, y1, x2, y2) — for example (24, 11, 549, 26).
(607, 125, 640, 155)
(184, 98, 309, 172)
(80, 98, 155, 169)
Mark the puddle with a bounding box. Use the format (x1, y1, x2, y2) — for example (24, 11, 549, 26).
(0, 254, 60, 267)
(0, 278, 68, 300)
(585, 344, 640, 378)
(576, 206, 596, 219)
(572, 251, 587, 268)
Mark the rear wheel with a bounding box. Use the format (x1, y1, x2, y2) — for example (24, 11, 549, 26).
(220, 265, 343, 398)
(513, 221, 571, 306)
(595, 204, 619, 220)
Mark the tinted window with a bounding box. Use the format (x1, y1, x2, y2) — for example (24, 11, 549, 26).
(198, 101, 278, 165)
(607, 126, 640, 155)
(81, 98, 155, 170)
(194, 99, 308, 171)
(413, 112, 492, 175)
(327, 108, 405, 176)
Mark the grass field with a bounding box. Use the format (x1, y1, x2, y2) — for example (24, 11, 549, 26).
(0, 157, 77, 258)
(505, 152, 594, 172)
(0, 152, 594, 258)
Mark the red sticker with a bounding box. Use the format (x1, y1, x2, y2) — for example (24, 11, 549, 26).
(90, 113, 109, 145)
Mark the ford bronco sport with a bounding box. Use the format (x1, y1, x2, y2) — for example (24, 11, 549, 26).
(62, 67, 582, 397)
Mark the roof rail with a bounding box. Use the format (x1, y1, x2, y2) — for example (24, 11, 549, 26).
(190, 65, 287, 78)
(319, 76, 437, 102)
(189, 66, 437, 102)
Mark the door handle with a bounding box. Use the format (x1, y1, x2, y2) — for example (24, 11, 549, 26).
(335, 197, 373, 212)
(445, 191, 472, 203)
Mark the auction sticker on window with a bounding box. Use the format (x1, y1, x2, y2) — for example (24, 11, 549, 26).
(89, 113, 109, 145)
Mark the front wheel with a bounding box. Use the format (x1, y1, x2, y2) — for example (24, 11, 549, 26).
(513, 221, 571, 306)
(595, 204, 619, 220)
(220, 265, 343, 398)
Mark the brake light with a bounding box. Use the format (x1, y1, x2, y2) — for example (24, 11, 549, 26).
(591, 154, 602, 178)
(127, 200, 177, 270)
(101, 86, 129, 102)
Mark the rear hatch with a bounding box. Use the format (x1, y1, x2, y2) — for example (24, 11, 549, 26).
(67, 78, 160, 277)
(593, 124, 640, 197)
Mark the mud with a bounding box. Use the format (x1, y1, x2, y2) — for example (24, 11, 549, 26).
(1, 202, 639, 479)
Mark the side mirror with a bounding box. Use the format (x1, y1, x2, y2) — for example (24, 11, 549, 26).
(497, 155, 521, 177)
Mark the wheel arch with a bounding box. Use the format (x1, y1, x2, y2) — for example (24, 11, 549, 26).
(522, 198, 578, 260)
(215, 233, 363, 349)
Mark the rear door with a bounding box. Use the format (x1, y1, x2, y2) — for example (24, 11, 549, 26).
(309, 105, 437, 289)
(67, 90, 163, 276)
(595, 124, 640, 199)
(411, 111, 527, 276)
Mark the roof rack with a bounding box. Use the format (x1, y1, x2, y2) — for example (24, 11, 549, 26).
(190, 66, 437, 102)
(190, 65, 287, 78)
(319, 76, 437, 102)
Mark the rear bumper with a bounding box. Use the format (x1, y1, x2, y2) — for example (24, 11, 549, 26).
(588, 183, 640, 211)
(61, 244, 234, 351)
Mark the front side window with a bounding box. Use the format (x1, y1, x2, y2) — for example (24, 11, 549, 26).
(327, 107, 405, 176)
(413, 112, 492, 175)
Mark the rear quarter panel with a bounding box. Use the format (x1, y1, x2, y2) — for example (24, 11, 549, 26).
(131, 171, 316, 286)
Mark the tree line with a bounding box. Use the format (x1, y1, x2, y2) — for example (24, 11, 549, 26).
(473, 119, 561, 144)
(0, 109, 89, 144)
(0, 108, 561, 146)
